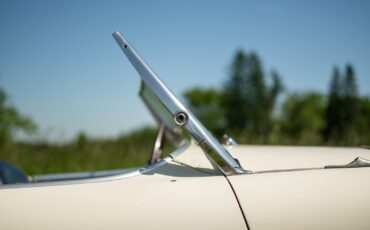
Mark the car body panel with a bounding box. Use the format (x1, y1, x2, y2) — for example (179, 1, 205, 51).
(0, 147, 247, 230)
(173, 143, 221, 175)
(229, 167, 370, 229)
(229, 145, 370, 171)
(227, 146, 370, 229)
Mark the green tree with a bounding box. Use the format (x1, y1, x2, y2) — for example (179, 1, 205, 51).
(342, 64, 360, 142)
(281, 92, 325, 145)
(344, 64, 357, 97)
(75, 131, 89, 150)
(324, 64, 361, 145)
(324, 66, 342, 142)
(222, 50, 283, 139)
(0, 88, 36, 147)
(244, 52, 267, 134)
(357, 97, 370, 145)
(184, 87, 225, 137)
(222, 50, 249, 131)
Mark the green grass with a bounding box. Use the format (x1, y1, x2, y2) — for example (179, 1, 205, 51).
(0, 126, 164, 175)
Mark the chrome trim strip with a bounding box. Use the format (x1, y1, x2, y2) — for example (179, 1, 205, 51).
(113, 31, 249, 174)
(0, 143, 190, 189)
(33, 168, 138, 182)
(325, 157, 370, 168)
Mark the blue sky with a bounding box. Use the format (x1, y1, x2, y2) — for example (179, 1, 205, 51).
(1, 0, 369, 141)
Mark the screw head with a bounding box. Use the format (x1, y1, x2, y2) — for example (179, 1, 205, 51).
(174, 111, 188, 126)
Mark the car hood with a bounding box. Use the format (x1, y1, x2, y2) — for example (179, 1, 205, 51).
(226, 145, 370, 229)
(228, 145, 370, 172)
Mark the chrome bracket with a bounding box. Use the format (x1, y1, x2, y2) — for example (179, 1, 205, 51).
(149, 123, 166, 165)
(325, 157, 370, 169)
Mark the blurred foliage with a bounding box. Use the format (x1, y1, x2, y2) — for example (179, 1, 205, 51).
(280, 92, 325, 145)
(184, 87, 225, 137)
(324, 64, 363, 145)
(221, 50, 283, 139)
(1, 51, 370, 175)
(0, 87, 170, 174)
(0, 126, 161, 175)
(184, 51, 370, 146)
(0, 88, 36, 148)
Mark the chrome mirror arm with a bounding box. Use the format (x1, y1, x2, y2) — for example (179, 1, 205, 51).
(113, 31, 250, 174)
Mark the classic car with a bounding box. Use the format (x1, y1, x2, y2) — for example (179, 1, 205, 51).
(1, 31, 369, 230)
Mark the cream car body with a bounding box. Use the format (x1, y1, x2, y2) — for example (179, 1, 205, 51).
(1, 32, 369, 230)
